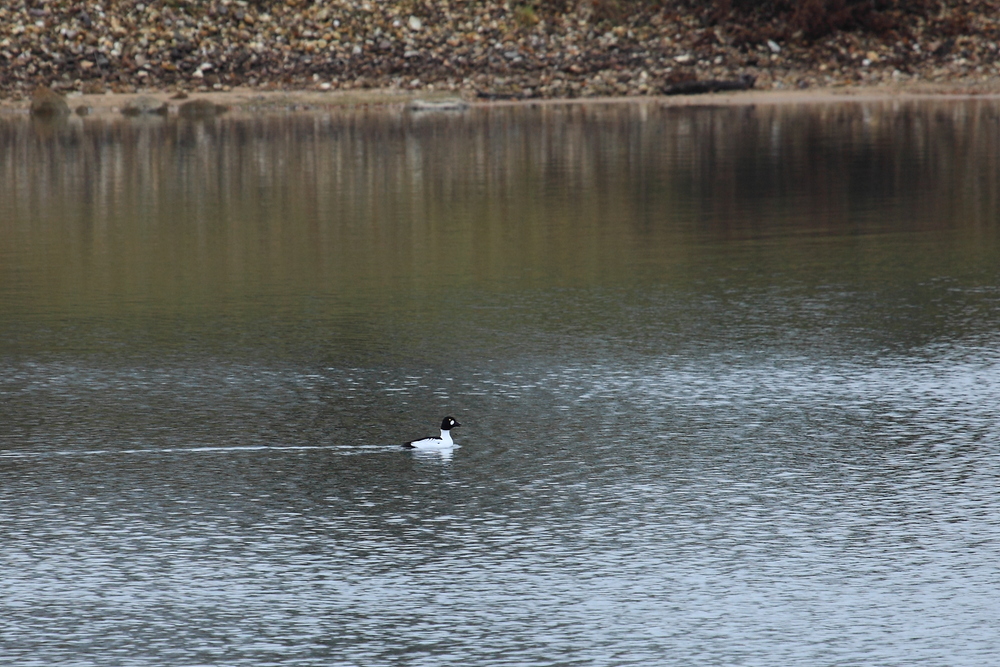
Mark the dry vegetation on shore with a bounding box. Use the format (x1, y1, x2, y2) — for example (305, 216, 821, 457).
(3, 0, 1000, 102)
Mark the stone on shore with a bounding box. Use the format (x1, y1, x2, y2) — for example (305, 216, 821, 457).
(178, 99, 228, 119)
(30, 89, 70, 117)
(121, 96, 168, 116)
(407, 98, 470, 112)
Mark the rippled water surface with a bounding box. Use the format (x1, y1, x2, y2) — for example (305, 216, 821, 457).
(2, 101, 1000, 665)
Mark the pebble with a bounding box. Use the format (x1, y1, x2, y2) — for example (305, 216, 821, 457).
(3, 1, 1000, 100)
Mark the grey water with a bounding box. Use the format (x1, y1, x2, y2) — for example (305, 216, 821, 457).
(1, 100, 1000, 665)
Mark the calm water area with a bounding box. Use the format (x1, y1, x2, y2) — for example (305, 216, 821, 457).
(1, 99, 999, 665)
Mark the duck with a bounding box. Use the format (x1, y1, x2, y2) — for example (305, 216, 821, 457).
(403, 416, 461, 450)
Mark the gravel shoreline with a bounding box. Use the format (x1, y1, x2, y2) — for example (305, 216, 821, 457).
(4, 1, 1000, 103)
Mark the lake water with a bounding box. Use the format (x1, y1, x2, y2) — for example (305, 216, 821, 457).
(1, 100, 999, 665)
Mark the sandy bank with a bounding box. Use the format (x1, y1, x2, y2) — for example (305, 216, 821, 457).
(8, 79, 1000, 120)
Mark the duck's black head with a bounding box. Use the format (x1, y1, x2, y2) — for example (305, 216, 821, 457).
(441, 416, 461, 430)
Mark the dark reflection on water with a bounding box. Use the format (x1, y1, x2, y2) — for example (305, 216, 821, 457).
(1, 102, 1000, 665)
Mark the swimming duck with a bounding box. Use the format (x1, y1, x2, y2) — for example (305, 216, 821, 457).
(404, 416, 461, 450)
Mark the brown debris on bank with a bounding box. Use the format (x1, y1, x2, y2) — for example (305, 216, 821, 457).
(29, 87, 70, 116)
(3, 1, 1000, 103)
